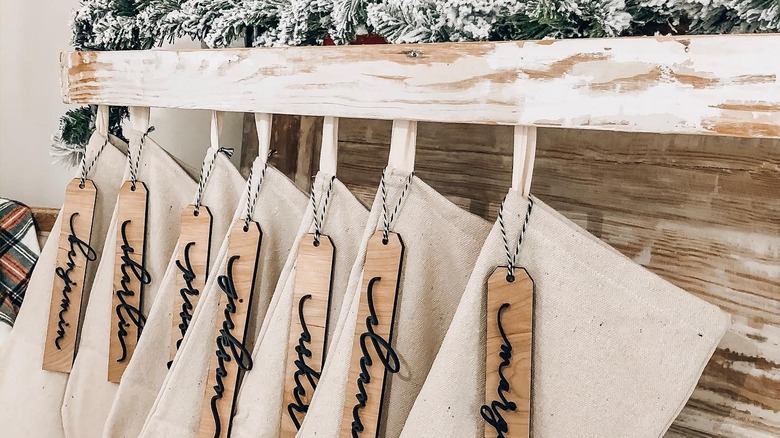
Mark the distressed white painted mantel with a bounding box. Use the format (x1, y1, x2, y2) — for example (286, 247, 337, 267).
(61, 34, 780, 139)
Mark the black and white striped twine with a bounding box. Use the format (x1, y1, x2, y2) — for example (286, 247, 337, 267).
(193, 147, 234, 216)
(129, 126, 155, 191)
(79, 136, 109, 189)
(309, 175, 336, 246)
(380, 169, 414, 245)
(243, 150, 276, 231)
(498, 195, 534, 282)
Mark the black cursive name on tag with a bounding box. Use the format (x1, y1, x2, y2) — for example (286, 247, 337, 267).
(210, 254, 254, 438)
(286, 294, 319, 429)
(168, 241, 199, 369)
(480, 303, 516, 437)
(53, 212, 98, 350)
(115, 219, 151, 362)
(350, 276, 400, 436)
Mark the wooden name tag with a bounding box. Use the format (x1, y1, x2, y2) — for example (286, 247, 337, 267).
(43, 178, 98, 373)
(108, 181, 150, 383)
(198, 220, 262, 438)
(341, 231, 404, 437)
(170, 205, 214, 365)
(280, 233, 335, 435)
(481, 267, 534, 438)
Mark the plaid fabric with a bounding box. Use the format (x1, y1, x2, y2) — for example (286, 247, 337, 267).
(0, 199, 39, 327)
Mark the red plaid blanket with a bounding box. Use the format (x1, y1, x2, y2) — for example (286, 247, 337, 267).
(0, 199, 39, 327)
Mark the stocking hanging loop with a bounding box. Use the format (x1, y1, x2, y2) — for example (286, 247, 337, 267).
(388, 120, 417, 173)
(243, 149, 275, 231)
(78, 105, 112, 189)
(380, 119, 418, 244)
(511, 125, 537, 198)
(319, 117, 339, 176)
(95, 105, 110, 138)
(193, 112, 233, 216)
(127, 107, 154, 191)
(254, 113, 273, 165)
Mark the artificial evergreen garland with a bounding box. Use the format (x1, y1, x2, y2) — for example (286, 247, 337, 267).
(54, 0, 780, 165)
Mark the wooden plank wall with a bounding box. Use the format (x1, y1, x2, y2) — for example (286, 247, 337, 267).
(253, 115, 779, 437)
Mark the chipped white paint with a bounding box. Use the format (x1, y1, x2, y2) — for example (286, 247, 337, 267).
(61, 34, 780, 138)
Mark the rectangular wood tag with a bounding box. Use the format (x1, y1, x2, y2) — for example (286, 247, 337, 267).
(43, 178, 98, 373)
(280, 233, 335, 435)
(341, 230, 404, 437)
(170, 204, 214, 364)
(198, 220, 262, 438)
(108, 180, 149, 383)
(482, 267, 534, 438)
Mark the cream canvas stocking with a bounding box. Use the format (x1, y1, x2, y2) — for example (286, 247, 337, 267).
(297, 167, 492, 438)
(230, 170, 369, 437)
(0, 116, 126, 438)
(61, 107, 196, 438)
(138, 154, 308, 437)
(399, 190, 730, 438)
(103, 140, 245, 437)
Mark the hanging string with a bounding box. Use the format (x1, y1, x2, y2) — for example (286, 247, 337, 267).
(498, 195, 534, 282)
(79, 136, 110, 189)
(129, 126, 155, 191)
(380, 168, 414, 245)
(243, 149, 276, 231)
(193, 147, 234, 216)
(309, 175, 336, 247)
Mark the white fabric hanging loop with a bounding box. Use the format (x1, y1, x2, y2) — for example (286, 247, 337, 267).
(210, 111, 224, 150)
(379, 119, 417, 244)
(500, 124, 537, 280)
(319, 116, 339, 176)
(511, 125, 537, 197)
(254, 113, 273, 165)
(193, 112, 234, 215)
(79, 105, 111, 189)
(242, 112, 276, 229)
(388, 120, 417, 173)
(128, 107, 154, 191)
(307, 116, 340, 246)
(95, 105, 110, 137)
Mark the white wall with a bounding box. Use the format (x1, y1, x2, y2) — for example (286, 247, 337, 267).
(0, 1, 243, 208)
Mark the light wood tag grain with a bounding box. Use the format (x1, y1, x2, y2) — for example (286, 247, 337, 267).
(198, 220, 262, 438)
(169, 205, 214, 364)
(341, 231, 404, 437)
(280, 233, 335, 435)
(43, 178, 98, 373)
(108, 181, 149, 383)
(482, 267, 534, 438)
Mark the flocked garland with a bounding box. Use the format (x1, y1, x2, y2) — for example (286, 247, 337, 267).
(53, 0, 780, 165)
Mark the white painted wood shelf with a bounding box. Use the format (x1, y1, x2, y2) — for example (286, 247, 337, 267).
(61, 34, 780, 139)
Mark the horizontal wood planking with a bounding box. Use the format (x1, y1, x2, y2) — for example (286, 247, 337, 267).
(62, 34, 780, 138)
(275, 118, 779, 437)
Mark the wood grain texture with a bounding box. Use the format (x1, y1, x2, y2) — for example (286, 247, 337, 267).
(31, 206, 59, 233)
(43, 179, 97, 373)
(290, 119, 778, 437)
(198, 220, 262, 438)
(170, 205, 213, 362)
(341, 231, 404, 437)
(61, 34, 780, 138)
(280, 234, 335, 436)
(109, 181, 148, 383)
(484, 267, 534, 438)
